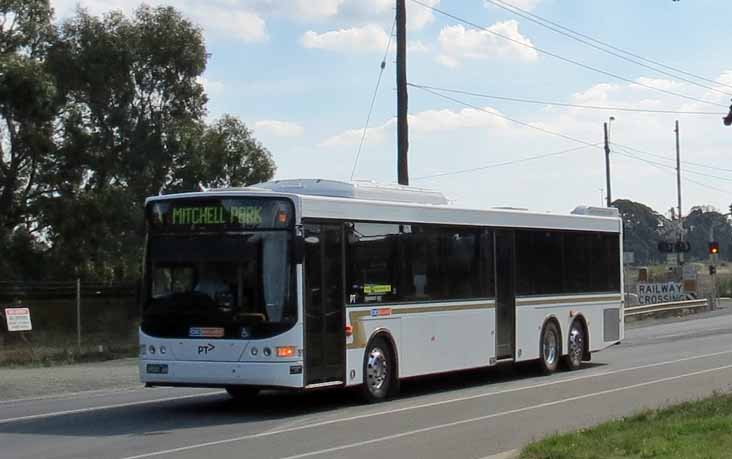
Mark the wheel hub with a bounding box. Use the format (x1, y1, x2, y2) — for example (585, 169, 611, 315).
(366, 347, 388, 392)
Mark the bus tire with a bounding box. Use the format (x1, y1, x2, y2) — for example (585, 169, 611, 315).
(539, 320, 561, 375)
(226, 386, 260, 401)
(361, 336, 395, 403)
(563, 320, 586, 371)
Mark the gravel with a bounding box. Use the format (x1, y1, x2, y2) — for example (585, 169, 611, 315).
(0, 358, 141, 401)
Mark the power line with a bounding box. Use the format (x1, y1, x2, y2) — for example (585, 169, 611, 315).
(413, 83, 730, 193)
(488, 0, 732, 93)
(612, 145, 732, 183)
(413, 144, 596, 181)
(485, 0, 732, 98)
(407, 83, 725, 116)
(411, 83, 598, 147)
(408, 0, 728, 108)
(612, 142, 732, 174)
(350, 20, 396, 181)
(614, 149, 731, 195)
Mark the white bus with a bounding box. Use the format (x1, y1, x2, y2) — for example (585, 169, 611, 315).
(140, 179, 623, 402)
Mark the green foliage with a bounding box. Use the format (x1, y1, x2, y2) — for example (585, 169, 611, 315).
(613, 199, 668, 265)
(0, 3, 276, 282)
(521, 393, 732, 459)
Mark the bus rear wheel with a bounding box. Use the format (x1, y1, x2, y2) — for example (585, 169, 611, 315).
(226, 386, 260, 400)
(563, 321, 585, 371)
(539, 321, 560, 375)
(361, 337, 395, 403)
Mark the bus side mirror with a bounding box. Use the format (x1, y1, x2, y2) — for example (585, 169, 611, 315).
(293, 235, 305, 264)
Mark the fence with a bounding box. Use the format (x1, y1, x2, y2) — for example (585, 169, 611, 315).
(0, 281, 140, 365)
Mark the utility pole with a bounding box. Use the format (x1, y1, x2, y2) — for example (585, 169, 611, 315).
(604, 122, 612, 207)
(675, 120, 683, 266)
(396, 0, 409, 186)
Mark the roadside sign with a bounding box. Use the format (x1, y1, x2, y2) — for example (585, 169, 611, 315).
(623, 252, 635, 264)
(682, 264, 698, 280)
(4, 307, 32, 332)
(637, 283, 684, 305)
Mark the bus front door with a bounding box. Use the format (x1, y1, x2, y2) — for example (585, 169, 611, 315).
(495, 230, 516, 360)
(303, 223, 346, 386)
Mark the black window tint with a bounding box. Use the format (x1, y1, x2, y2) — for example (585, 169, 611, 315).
(591, 233, 620, 292)
(564, 233, 592, 292)
(346, 223, 493, 304)
(516, 230, 563, 295)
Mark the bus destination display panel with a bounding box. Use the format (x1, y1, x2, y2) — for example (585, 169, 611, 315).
(147, 197, 294, 232)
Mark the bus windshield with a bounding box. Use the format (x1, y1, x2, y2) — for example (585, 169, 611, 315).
(143, 233, 296, 339)
(142, 197, 297, 339)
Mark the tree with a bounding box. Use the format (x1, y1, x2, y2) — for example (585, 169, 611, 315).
(0, 0, 56, 236)
(613, 199, 669, 264)
(2, 4, 277, 281)
(168, 116, 276, 193)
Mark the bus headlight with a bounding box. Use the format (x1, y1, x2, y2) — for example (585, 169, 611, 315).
(148, 345, 156, 355)
(160, 346, 167, 355)
(263, 347, 272, 357)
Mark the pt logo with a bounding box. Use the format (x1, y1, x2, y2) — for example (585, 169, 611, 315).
(197, 343, 215, 355)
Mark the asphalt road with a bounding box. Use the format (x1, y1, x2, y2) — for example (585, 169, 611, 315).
(2, 308, 732, 459)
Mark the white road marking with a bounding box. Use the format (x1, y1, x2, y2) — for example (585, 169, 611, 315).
(0, 391, 224, 425)
(119, 349, 732, 459)
(278, 364, 732, 459)
(0, 386, 146, 405)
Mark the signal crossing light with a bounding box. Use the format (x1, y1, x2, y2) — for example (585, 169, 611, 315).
(709, 241, 720, 255)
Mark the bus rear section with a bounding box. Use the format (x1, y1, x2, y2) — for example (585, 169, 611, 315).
(139, 195, 305, 393)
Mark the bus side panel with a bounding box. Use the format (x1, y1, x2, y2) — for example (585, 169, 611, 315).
(400, 308, 495, 378)
(343, 305, 495, 385)
(514, 299, 622, 363)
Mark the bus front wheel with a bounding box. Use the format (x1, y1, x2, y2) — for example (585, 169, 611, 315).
(361, 337, 395, 403)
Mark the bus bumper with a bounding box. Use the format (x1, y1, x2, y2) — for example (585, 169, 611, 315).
(140, 360, 305, 389)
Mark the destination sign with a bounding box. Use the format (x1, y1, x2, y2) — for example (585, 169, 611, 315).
(147, 197, 293, 232)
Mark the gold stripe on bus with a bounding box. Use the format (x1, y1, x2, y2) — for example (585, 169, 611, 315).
(347, 302, 496, 349)
(515, 294, 621, 307)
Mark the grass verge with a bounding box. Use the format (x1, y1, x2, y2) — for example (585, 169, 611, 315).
(521, 392, 732, 459)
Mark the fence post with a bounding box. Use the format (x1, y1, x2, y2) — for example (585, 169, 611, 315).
(76, 278, 81, 352)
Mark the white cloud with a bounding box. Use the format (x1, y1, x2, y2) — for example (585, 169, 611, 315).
(293, 0, 345, 19)
(484, 0, 543, 11)
(632, 77, 684, 92)
(302, 24, 389, 53)
(51, 0, 268, 43)
(321, 105, 508, 148)
(436, 20, 539, 67)
(254, 120, 305, 137)
(196, 7, 268, 43)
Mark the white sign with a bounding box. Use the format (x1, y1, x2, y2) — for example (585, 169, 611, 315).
(623, 252, 635, 264)
(4, 307, 32, 332)
(683, 264, 698, 281)
(637, 283, 684, 305)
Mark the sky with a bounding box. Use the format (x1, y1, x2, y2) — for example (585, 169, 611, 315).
(50, 0, 732, 216)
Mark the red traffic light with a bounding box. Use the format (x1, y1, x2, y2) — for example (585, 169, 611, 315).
(709, 241, 720, 255)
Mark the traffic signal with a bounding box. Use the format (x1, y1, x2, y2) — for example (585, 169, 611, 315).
(710, 265, 717, 275)
(725, 105, 732, 126)
(709, 241, 720, 255)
